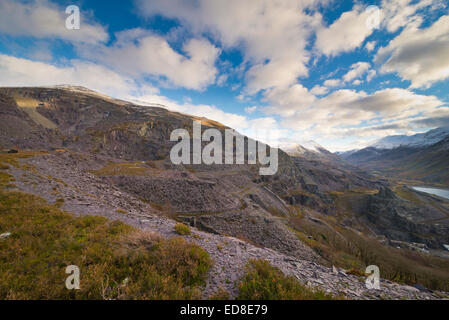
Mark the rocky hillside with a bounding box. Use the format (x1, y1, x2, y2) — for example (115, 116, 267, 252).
(1, 86, 449, 299)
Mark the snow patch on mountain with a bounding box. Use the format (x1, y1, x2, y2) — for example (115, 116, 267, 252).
(371, 127, 449, 149)
(281, 140, 328, 156)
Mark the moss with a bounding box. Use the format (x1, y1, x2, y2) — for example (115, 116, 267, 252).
(174, 223, 191, 236)
(237, 259, 338, 300)
(116, 209, 127, 215)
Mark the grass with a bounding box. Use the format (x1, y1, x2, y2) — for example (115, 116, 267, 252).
(174, 223, 191, 236)
(0, 151, 48, 169)
(237, 259, 337, 300)
(0, 188, 213, 299)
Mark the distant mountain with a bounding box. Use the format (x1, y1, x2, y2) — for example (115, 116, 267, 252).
(371, 127, 449, 149)
(281, 140, 330, 158)
(341, 128, 449, 186)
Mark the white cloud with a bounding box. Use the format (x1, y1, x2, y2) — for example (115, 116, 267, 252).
(365, 41, 376, 52)
(315, 5, 375, 56)
(260, 85, 447, 146)
(343, 62, 371, 82)
(323, 79, 343, 88)
(321, 62, 374, 90)
(310, 85, 329, 96)
(0, 0, 108, 44)
(0, 53, 264, 141)
(376, 15, 449, 89)
(137, 0, 325, 94)
(244, 106, 257, 114)
(381, 0, 434, 33)
(79, 30, 220, 91)
(134, 93, 248, 130)
(0, 54, 156, 97)
(367, 69, 377, 82)
(262, 84, 316, 117)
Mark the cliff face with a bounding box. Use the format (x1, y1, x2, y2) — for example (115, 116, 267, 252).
(355, 187, 449, 248)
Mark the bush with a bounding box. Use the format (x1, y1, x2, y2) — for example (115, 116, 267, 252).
(0, 189, 212, 299)
(174, 223, 191, 236)
(237, 259, 337, 300)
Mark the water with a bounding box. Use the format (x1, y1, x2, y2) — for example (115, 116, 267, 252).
(412, 187, 449, 200)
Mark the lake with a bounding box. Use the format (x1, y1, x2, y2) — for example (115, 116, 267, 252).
(412, 187, 449, 200)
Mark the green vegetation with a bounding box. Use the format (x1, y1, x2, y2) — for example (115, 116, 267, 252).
(0, 184, 212, 299)
(174, 223, 191, 236)
(237, 259, 337, 300)
(0, 150, 48, 169)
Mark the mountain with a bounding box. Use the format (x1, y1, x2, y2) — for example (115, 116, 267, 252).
(282, 140, 329, 156)
(341, 127, 449, 185)
(371, 127, 449, 149)
(2, 86, 449, 297)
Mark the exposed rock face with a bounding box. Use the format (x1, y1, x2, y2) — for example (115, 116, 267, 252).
(179, 209, 321, 263)
(356, 187, 449, 248)
(113, 173, 242, 213)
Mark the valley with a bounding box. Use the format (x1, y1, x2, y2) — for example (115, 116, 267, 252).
(1, 86, 449, 299)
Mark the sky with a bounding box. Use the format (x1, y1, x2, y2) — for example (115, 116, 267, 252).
(0, 0, 448, 151)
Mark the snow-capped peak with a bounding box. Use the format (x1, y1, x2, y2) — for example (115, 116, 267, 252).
(281, 140, 328, 155)
(371, 127, 449, 149)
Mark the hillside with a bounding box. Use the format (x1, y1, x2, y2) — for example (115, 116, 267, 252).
(341, 133, 449, 186)
(1, 86, 449, 298)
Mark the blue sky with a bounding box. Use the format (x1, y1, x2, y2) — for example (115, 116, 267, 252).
(0, 0, 448, 151)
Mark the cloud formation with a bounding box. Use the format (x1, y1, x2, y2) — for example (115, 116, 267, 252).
(137, 0, 325, 94)
(315, 5, 375, 56)
(79, 29, 220, 90)
(376, 14, 449, 89)
(0, 0, 108, 44)
(0, 54, 155, 97)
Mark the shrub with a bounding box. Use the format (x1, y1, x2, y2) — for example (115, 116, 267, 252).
(0, 189, 212, 299)
(174, 223, 191, 236)
(237, 259, 337, 300)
